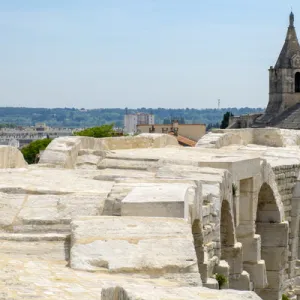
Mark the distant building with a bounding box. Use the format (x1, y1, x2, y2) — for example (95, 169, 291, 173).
(0, 124, 74, 148)
(35, 123, 49, 131)
(137, 120, 206, 145)
(124, 113, 155, 134)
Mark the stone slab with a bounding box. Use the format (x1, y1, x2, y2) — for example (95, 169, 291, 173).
(121, 184, 191, 218)
(70, 216, 201, 286)
(101, 284, 263, 300)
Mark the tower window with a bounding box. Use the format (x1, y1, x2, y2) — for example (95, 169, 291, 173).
(295, 72, 300, 93)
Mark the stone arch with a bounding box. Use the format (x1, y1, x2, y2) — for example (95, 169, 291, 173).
(220, 199, 235, 255)
(295, 72, 300, 93)
(255, 182, 288, 299)
(192, 219, 206, 282)
(256, 183, 280, 223)
(218, 199, 239, 285)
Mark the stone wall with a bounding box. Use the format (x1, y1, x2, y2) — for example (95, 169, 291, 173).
(39, 134, 179, 168)
(0, 146, 27, 168)
(196, 128, 300, 148)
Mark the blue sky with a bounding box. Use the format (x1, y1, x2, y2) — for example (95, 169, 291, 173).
(0, 0, 299, 109)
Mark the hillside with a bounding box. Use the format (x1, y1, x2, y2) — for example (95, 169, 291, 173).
(0, 107, 264, 128)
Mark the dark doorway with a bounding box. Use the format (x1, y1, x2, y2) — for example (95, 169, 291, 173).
(295, 72, 300, 93)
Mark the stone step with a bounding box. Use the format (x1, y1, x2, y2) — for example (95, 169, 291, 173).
(0, 232, 69, 242)
(12, 223, 71, 234)
(97, 158, 158, 170)
(0, 234, 70, 261)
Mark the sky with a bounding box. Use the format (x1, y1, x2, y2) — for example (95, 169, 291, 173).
(0, 0, 299, 109)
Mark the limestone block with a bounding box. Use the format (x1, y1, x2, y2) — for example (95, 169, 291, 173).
(202, 278, 219, 289)
(198, 158, 260, 182)
(239, 191, 256, 221)
(243, 260, 268, 289)
(0, 238, 69, 261)
(39, 136, 82, 168)
(261, 246, 287, 271)
(70, 216, 201, 286)
(221, 243, 243, 275)
(0, 146, 27, 168)
(0, 193, 25, 228)
(214, 260, 230, 289)
(76, 154, 100, 166)
(101, 284, 263, 300)
(266, 270, 284, 290)
(239, 234, 261, 262)
(236, 221, 255, 238)
(102, 134, 178, 150)
(292, 181, 300, 200)
(121, 184, 191, 219)
(255, 288, 280, 300)
(0, 168, 113, 195)
(233, 194, 240, 227)
(97, 158, 158, 171)
(198, 256, 218, 283)
(16, 194, 107, 227)
(229, 271, 251, 291)
(256, 222, 289, 247)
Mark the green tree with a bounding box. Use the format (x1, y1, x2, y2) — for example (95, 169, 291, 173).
(21, 138, 52, 164)
(220, 112, 234, 129)
(74, 124, 115, 138)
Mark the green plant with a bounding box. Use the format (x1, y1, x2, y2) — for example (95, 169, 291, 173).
(215, 273, 227, 289)
(220, 111, 234, 129)
(232, 183, 237, 197)
(21, 138, 52, 164)
(282, 294, 289, 300)
(74, 124, 115, 138)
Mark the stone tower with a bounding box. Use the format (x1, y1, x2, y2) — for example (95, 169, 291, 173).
(266, 12, 300, 116)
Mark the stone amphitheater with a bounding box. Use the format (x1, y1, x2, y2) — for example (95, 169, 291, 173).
(2, 129, 300, 299)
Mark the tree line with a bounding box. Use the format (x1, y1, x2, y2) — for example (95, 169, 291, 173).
(0, 107, 263, 128)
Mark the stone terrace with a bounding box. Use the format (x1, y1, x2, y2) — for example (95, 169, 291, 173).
(1, 130, 300, 299)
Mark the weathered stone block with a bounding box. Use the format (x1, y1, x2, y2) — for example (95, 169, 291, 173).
(256, 222, 289, 247)
(203, 278, 219, 289)
(229, 271, 251, 291)
(236, 221, 255, 238)
(239, 234, 261, 262)
(266, 270, 284, 289)
(261, 246, 287, 271)
(243, 260, 268, 289)
(221, 243, 243, 275)
(70, 216, 201, 286)
(121, 184, 191, 219)
(256, 288, 280, 300)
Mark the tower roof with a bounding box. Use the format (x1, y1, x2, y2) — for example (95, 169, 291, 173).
(275, 12, 300, 68)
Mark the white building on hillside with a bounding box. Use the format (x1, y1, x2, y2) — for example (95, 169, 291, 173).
(124, 113, 155, 134)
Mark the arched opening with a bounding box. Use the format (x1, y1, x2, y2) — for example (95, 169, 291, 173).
(295, 72, 300, 93)
(255, 183, 287, 299)
(192, 219, 206, 281)
(256, 183, 280, 223)
(217, 199, 238, 288)
(220, 200, 235, 255)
